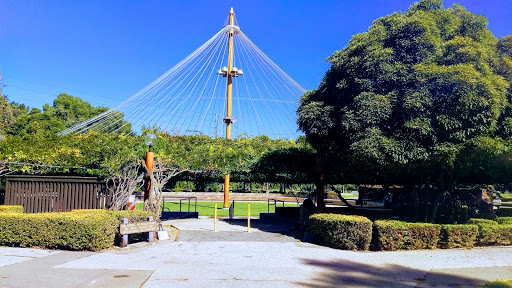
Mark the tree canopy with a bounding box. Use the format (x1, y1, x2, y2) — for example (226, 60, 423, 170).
(297, 0, 512, 221)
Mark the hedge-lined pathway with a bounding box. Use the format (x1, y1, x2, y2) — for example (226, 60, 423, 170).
(1, 217, 512, 287)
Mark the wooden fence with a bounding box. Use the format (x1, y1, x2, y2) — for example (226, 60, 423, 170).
(4, 175, 111, 213)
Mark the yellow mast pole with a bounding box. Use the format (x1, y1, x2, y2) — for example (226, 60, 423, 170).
(223, 7, 235, 209)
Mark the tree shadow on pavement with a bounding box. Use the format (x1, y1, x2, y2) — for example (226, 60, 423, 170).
(296, 259, 486, 288)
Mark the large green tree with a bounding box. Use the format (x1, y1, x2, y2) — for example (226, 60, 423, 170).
(297, 0, 511, 221)
(7, 93, 131, 136)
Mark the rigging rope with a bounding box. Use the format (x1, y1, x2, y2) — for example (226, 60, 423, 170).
(59, 20, 305, 140)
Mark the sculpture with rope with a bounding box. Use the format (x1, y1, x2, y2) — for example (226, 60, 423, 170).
(59, 8, 305, 140)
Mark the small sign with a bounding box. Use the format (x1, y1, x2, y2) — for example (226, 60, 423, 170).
(120, 221, 157, 235)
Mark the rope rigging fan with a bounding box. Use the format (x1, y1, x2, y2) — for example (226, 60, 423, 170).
(60, 8, 305, 140)
(59, 8, 306, 207)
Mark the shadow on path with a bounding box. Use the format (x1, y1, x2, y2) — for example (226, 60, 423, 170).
(296, 259, 488, 287)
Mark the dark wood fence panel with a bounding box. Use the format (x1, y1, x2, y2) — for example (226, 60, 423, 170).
(4, 176, 111, 213)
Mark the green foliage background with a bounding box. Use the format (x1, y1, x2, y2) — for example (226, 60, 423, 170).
(296, 0, 512, 221)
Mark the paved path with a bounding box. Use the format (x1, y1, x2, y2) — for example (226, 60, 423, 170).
(1, 217, 512, 287)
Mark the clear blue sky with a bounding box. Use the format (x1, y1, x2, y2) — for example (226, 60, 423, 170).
(1, 0, 511, 110)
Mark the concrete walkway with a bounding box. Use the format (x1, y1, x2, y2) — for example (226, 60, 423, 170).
(1, 217, 511, 287)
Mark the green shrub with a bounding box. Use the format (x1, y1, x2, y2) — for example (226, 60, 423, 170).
(72, 209, 158, 244)
(373, 220, 440, 251)
(71, 209, 157, 223)
(70, 209, 108, 214)
(0, 205, 24, 213)
(108, 210, 157, 223)
(0, 212, 117, 251)
(484, 279, 512, 288)
(438, 224, 478, 249)
(466, 218, 498, 226)
(467, 218, 512, 246)
(308, 214, 372, 250)
(0, 210, 158, 251)
(496, 217, 512, 225)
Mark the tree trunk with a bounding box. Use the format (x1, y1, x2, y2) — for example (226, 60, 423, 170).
(329, 184, 353, 208)
(422, 186, 431, 223)
(316, 174, 326, 212)
(428, 190, 443, 223)
(410, 189, 420, 221)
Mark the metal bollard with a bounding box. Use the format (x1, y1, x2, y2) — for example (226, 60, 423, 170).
(214, 203, 217, 232)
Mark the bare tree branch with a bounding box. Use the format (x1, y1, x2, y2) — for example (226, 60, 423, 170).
(141, 159, 189, 218)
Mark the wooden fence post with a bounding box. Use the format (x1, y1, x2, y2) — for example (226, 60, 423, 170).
(122, 218, 129, 247)
(148, 216, 154, 242)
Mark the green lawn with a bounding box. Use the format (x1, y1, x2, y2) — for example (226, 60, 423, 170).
(136, 201, 298, 217)
(500, 193, 512, 201)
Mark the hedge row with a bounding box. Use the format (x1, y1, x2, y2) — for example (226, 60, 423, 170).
(308, 214, 486, 251)
(467, 218, 512, 246)
(496, 217, 512, 225)
(373, 220, 441, 251)
(438, 224, 478, 249)
(0, 212, 117, 251)
(0, 209, 157, 251)
(308, 214, 372, 250)
(0, 205, 24, 213)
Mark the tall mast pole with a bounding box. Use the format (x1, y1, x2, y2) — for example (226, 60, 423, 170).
(223, 7, 235, 208)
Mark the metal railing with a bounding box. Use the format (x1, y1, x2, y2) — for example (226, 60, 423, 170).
(161, 196, 198, 216)
(268, 198, 287, 213)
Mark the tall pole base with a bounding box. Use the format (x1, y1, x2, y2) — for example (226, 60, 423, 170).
(224, 174, 230, 208)
(144, 151, 155, 203)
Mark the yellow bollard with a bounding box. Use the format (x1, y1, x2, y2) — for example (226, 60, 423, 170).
(214, 203, 217, 232)
(247, 204, 251, 233)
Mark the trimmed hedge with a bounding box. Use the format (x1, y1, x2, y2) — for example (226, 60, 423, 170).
(438, 224, 478, 249)
(0, 205, 24, 213)
(71, 209, 157, 222)
(466, 218, 498, 226)
(496, 217, 512, 225)
(467, 218, 512, 246)
(373, 220, 440, 251)
(0, 212, 117, 251)
(0, 210, 159, 251)
(109, 210, 157, 223)
(309, 214, 372, 250)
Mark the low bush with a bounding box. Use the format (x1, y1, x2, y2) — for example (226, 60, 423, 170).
(109, 210, 157, 223)
(0, 212, 117, 251)
(0, 210, 158, 251)
(484, 279, 512, 288)
(466, 218, 498, 226)
(438, 224, 478, 249)
(496, 217, 512, 225)
(70, 209, 108, 215)
(373, 220, 440, 251)
(467, 218, 512, 246)
(72, 209, 158, 245)
(0, 205, 24, 213)
(71, 209, 157, 222)
(308, 214, 372, 251)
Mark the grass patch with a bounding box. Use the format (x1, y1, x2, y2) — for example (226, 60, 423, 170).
(485, 279, 512, 288)
(136, 201, 297, 217)
(500, 194, 512, 201)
